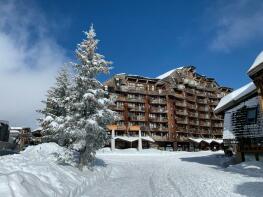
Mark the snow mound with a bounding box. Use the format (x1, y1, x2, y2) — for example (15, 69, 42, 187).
(0, 143, 111, 197)
(214, 82, 256, 113)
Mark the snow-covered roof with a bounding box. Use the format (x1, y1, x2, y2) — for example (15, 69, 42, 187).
(156, 67, 184, 79)
(115, 136, 155, 143)
(32, 127, 43, 133)
(214, 82, 257, 114)
(247, 51, 263, 76)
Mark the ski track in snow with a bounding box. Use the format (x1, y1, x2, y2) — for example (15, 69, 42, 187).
(82, 152, 263, 197)
(1, 145, 263, 197)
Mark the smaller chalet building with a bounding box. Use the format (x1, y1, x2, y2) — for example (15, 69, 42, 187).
(215, 51, 263, 162)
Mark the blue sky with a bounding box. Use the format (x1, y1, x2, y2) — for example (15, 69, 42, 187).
(1, 0, 263, 127)
(36, 0, 263, 88)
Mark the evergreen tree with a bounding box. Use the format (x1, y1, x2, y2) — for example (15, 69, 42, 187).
(39, 65, 71, 145)
(63, 25, 116, 167)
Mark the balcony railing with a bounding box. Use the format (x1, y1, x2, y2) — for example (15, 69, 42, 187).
(196, 92, 206, 97)
(197, 99, 207, 104)
(150, 107, 167, 113)
(198, 107, 209, 112)
(150, 98, 167, 104)
(186, 96, 196, 102)
(199, 122, 211, 127)
(199, 114, 210, 119)
(176, 119, 188, 124)
(212, 123, 223, 128)
(174, 93, 185, 99)
(188, 112, 198, 117)
(176, 111, 188, 116)
(175, 102, 186, 107)
(187, 104, 196, 110)
(185, 88, 195, 95)
(149, 117, 168, 122)
(130, 107, 145, 112)
(150, 127, 169, 132)
(152, 135, 169, 141)
(129, 116, 145, 121)
(127, 97, 145, 103)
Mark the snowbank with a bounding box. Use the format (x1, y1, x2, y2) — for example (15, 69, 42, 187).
(0, 143, 111, 197)
(97, 147, 174, 155)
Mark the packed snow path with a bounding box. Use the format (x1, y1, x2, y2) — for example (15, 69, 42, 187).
(86, 150, 263, 197)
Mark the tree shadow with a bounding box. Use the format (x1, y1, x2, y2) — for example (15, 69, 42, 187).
(93, 158, 107, 167)
(235, 182, 263, 197)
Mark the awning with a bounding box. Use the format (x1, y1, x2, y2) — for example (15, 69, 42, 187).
(114, 136, 155, 143)
(188, 138, 223, 144)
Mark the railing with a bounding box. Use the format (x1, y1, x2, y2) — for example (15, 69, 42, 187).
(198, 107, 209, 112)
(130, 116, 145, 121)
(150, 98, 167, 104)
(196, 92, 206, 97)
(176, 119, 188, 124)
(175, 102, 186, 107)
(212, 123, 223, 128)
(174, 93, 185, 99)
(185, 88, 195, 94)
(127, 97, 145, 103)
(152, 135, 169, 141)
(150, 127, 169, 132)
(188, 112, 198, 117)
(186, 96, 196, 102)
(176, 111, 188, 116)
(150, 107, 167, 113)
(197, 99, 207, 104)
(130, 107, 145, 112)
(149, 117, 168, 122)
(189, 121, 199, 126)
(187, 104, 196, 110)
(199, 122, 211, 127)
(199, 114, 210, 119)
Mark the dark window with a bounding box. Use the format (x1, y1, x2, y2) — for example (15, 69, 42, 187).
(246, 107, 257, 124)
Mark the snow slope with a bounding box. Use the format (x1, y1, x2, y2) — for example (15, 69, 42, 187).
(1, 145, 263, 197)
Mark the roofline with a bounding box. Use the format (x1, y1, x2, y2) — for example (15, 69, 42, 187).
(247, 62, 263, 78)
(214, 88, 258, 114)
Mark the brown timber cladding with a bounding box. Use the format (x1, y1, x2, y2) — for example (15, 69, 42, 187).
(104, 66, 232, 146)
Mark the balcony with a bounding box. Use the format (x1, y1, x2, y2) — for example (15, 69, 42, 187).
(176, 111, 188, 116)
(198, 106, 209, 112)
(188, 112, 198, 118)
(149, 117, 168, 122)
(197, 99, 207, 104)
(199, 122, 211, 127)
(176, 119, 188, 124)
(174, 93, 185, 99)
(185, 88, 195, 95)
(188, 121, 199, 126)
(187, 104, 196, 110)
(150, 107, 167, 113)
(115, 125, 127, 130)
(150, 98, 167, 105)
(196, 92, 206, 97)
(120, 86, 146, 94)
(110, 105, 124, 111)
(127, 97, 145, 103)
(199, 114, 210, 119)
(116, 96, 126, 102)
(175, 101, 186, 107)
(130, 107, 145, 112)
(148, 89, 167, 96)
(186, 96, 196, 102)
(212, 123, 223, 128)
(150, 127, 169, 132)
(129, 116, 145, 121)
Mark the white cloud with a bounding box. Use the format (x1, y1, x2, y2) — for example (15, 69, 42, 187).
(0, 0, 68, 128)
(209, 0, 263, 52)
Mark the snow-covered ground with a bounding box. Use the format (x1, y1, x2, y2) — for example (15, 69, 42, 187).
(1, 144, 263, 197)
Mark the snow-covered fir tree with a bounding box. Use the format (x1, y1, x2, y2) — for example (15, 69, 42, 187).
(64, 25, 116, 168)
(39, 65, 71, 145)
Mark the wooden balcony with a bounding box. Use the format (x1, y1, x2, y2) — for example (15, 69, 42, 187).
(174, 93, 185, 99)
(212, 123, 223, 128)
(185, 88, 195, 95)
(130, 107, 145, 112)
(187, 104, 196, 110)
(127, 97, 145, 103)
(198, 107, 209, 112)
(196, 92, 206, 97)
(199, 114, 210, 119)
(186, 96, 196, 102)
(176, 111, 188, 116)
(110, 105, 125, 111)
(129, 116, 145, 121)
(149, 117, 168, 122)
(196, 99, 207, 104)
(150, 127, 169, 132)
(150, 98, 167, 105)
(188, 112, 198, 118)
(150, 107, 167, 113)
(175, 102, 187, 107)
(176, 119, 188, 124)
(199, 122, 211, 127)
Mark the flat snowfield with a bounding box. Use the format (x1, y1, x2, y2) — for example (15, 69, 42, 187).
(1, 144, 263, 197)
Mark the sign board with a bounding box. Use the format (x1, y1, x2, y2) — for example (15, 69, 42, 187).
(106, 125, 118, 130)
(129, 125, 140, 131)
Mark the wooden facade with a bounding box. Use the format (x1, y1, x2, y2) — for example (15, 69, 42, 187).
(105, 66, 231, 150)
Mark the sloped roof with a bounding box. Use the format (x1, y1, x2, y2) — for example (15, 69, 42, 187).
(156, 67, 184, 79)
(247, 51, 263, 77)
(214, 82, 257, 114)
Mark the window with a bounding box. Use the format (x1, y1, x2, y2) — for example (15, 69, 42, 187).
(246, 107, 257, 124)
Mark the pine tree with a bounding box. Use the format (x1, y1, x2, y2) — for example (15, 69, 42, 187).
(39, 65, 71, 145)
(63, 25, 116, 167)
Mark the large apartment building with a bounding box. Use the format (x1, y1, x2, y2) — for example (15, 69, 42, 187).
(105, 66, 232, 150)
